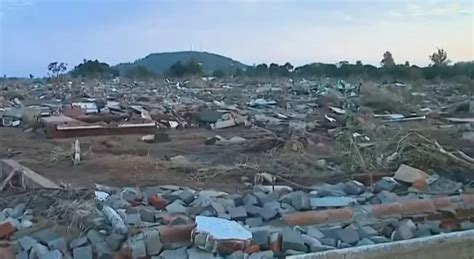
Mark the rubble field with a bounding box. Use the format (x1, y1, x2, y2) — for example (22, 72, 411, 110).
(0, 77, 473, 258)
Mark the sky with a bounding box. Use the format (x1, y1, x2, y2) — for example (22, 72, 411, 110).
(0, 0, 473, 77)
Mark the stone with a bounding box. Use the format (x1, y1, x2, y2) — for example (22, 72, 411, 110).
(306, 226, 325, 239)
(281, 227, 307, 252)
(16, 251, 28, 259)
(48, 237, 66, 251)
(217, 213, 231, 220)
(337, 242, 352, 249)
(392, 219, 416, 241)
(245, 217, 263, 227)
(229, 194, 243, 207)
(242, 194, 259, 206)
(157, 247, 188, 259)
(19, 236, 37, 251)
(320, 238, 337, 247)
(166, 200, 188, 214)
(461, 221, 474, 230)
(261, 193, 278, 204)
(40, 250, 63, 259)
(356, 237, 375, 246)
(0, 221, 15, 239)
(10, 203, 26, 218)
(393, 164, 429, 184)
(148, 194, 169, 209)
(357, 226, 378, 238)
(211, 201, 226, 215)
(414, 225, 432, 238)
(30, 243, 49, 259)
(309, 197, 357, 208)
(376, 191, 400, 204)
(338, 225, 360, 245)
(73, 245, 92, 259)
(69, 237, 88, 249)
(179, 190, 195, 204)
(127, 234, 147, 258)
(248, 250, 274, 259)
(245, 204, 263, 216)
(95, 241, 114, 259)
(374, 177, 398, 192)
(226, 250, 245, 259)
(280, 203, 296, 214)
(369, 236, 390, 244)
(125, 213, 142, 226)
(343, 181, 365, 195)
(290, 191, 310, 211)
(319, 226, 342, 239)
(105, 233, 126, 251)
(186, 247, 215, 259)
(32, 229, 61, 245)
(140, 208, 156, 223)
(251, 229, 270, 250)
(252, 192, 267, 206)
(121, 188, 141, 203)
(86, 229, 104, 244)
(144, 229, 163, 256)
(228, 206, 247, 221)
(259, 205, 278, 221)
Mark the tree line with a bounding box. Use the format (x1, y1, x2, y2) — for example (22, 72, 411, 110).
(44, 48, 472, 80)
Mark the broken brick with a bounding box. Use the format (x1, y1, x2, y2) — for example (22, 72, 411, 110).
(148, 194, 168, 209)
(0, 222, 15, 239)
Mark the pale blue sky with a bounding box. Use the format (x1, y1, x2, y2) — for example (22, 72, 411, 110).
(0, 0, 473, 76)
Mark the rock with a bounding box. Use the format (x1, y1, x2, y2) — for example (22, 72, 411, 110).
(228, 206, 247, 221)
(105, 233, 126, 251)
(393, 164, 429, 184)
(166, 200, 188, 214)
(125, 213, 142, 226)
(10, 203, 26, 218)
(121, 188, 141, 203)
(95, 240, 114, 259)
(290, 191, 310, 211)
(369, 236, 390, 244)
(357, 226, 378, 238)
(39, 250, 63, 259)
(248, 250, 274, 259)
(144, 229, 163, 256)
(376, 191, 400, 204)
(301, 234, 324, 252)
(140, 207, 156, 223)
(242, 194, 259, 206)
(252, 192, 267, 206)
(244, 204, 263, 216)
(16, 251, 28, 259)
(85, 229, 104, 244)
(69, 237, 88, 249)
(32, 229, 61, 245)
(128, 234, 147, 258)
(392, 219, 416, 241)
(259, 203, 279, 221)
(374, 177, 398, 192)
(226, 250, 245, 259)
(30, 243, 49, 259)
(280, 203, 296, 214)
(211, 201, 227, 215)
(19, 236, 37, 251)
(281, 227, 307, 252)
(245, 217, 263, 227)
(356, 237, 375, 246)
(337, 241, 352, 249)
(157, 247, 188, 259)
(319, 226, 342, 239)
(343, 181, 365, 195)
(319, 238, 337, 247)
(338, 225, 360, 245)
(461, 221, 474, 230)
(309, 197, 357, 208)
(179, 190, 195, 204)
(186, 247, 215, 259)
(73, 245, 92, 259)
(306, 226, 324, 239)
(251, 228, 270, 250)
(414, 225, 432, 238)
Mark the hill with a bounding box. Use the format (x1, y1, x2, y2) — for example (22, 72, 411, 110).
(113, 51, 248, 74)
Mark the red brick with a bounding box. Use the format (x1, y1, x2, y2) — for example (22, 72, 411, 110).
(268, 232, 281, 253)
(0, 246, 15, 259)
(412, 178, 428, 190)
(401, 200, 435, 215)
(217, 240, 248, 254)
(439, 220, 460, 231)
(372, 203, 402, 218)
(244, 244, 260, 254)
(326, 208, 353, 223)
(432, 197, 453, 211)
(462, 194, 474, 209)
(0, 222, 15, 239)
(148, 194, 168, 210)
(282, 210, 329, 226)
(158, 224, 194, 245)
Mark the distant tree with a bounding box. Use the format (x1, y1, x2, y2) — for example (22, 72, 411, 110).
(269, 63, 280, 76)
(233, 67, 244, 77)
(380, 51, 395, 67)
(429, 48, 450, 66)
(283, 62, 294, 72)
(47, 62, 67, 77)
(124, 66, 155, 78)
(337, 61, 349, 68)
(356, 60, 363, 66)
(212, 69, 227, 78)
(255, 63, 268, 76)
(29, 74, 34, 79)
(71, 59, 117, 78)
(168, 60, 202, 77)
(404, 61, 410, 67)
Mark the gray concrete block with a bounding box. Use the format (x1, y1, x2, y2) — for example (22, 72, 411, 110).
(19, 236, 37, 251)
(337, 241, 352, 249)
(280, 203, 296, 214)
(248, 250, 274, 259)
(140, 207, 156, 223)
(39, 250, 63, 259)
(357, 226, 378, 238)
(226, 250, 244, 259)
(73, 245, 92, 259)
(10, 203, 26, 219)
(166, 200, 188, 214)
(144, 229, 162, 256)
(343, 181, 365, 195)
(306, 226, 324, 239)
(319, 226, 342, 239)
(16, 251, 28, 259)
(105, 233, 126, 251)
(356, 237, 375, 246)
(157, 247, 188, 259)
(281, 227, 307, 252)
(415, 225, 432, 238)
(290, 191, 310, 211)
(369, 236, 390, 244)
(128, 234, 147, 258)
(47, 237, 67, 251)
(187, 247, 215, 259)
(251, 228, 270, 250)
(228, 206, 247, 221)
(125, 213, 142, 226)
(374, 177, 398, 192)
(69, 237, 88, 249)
(179, 190, 195, 204)
(211, 201, 226, 215)
(229, 194, 243, 207)
(244, 204, 262, 216)
(392, 219, 415, 241)
(338, 225, 360, 244)
(86, 229, 104, 244)
(95, 240, 114, 259)
(242, 194, 258, 206)
(252, 192, 267, 206)
(259, 202, 279, 221)
(32, 229, 61, 244)
(320, 238, 337, 247)
(245, 217, 263, 227)
(376, 191, 400, 204)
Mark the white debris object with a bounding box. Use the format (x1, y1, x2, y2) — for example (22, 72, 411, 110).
(393, 164, 429, 184)
(329, 106, 346, 114)
(195, 216, 252, 240)
(324, 114, 336, 123)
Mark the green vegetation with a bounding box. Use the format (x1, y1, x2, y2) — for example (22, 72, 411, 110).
(70, 59, 118, 78)
(167, 60, 203, 77)
(124, 66, 155, 79)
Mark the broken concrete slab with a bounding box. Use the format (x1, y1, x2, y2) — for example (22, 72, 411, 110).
(392, 219, 416, 241)
(245, 217, 263, 227)
(157, 247, 188, 259)
(73, 245, 92, 259)
(251, 228, 270, 250)
(248, 250, 274, 259)
(140, 207, 156, 223)
(290, 191, 310, 211)
(19, 236, 37, 251)
(281, 227, 307, 252)
(69, 237, 88, 249)
(309, 196, 357, 208)
(393, 164, 429, 184)
(228, 206, 247, 221)
(166, 200, 188, 214)
(374, 177, 398, 192)
(356, 237, 375, 246)
(125, 213, 142, 226)
(338, 225, 360, 245)
(144, 229, 163, 256)
(343, 181, 365, 195)
(105, 233, 126, 251)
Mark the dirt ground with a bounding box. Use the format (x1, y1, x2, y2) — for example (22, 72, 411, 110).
(0, 126, 273, 192)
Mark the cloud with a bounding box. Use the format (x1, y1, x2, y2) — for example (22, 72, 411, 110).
(406, 2, 471, 17)
(0, 0, 37, 13)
